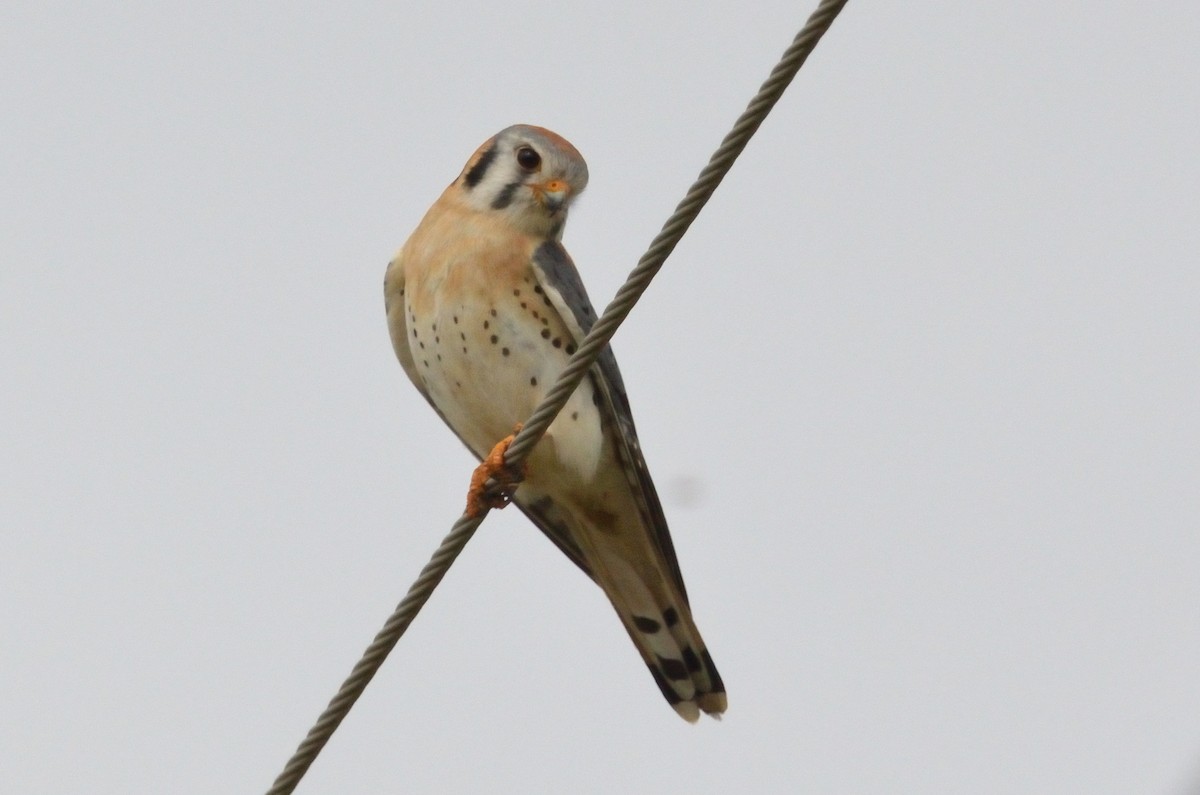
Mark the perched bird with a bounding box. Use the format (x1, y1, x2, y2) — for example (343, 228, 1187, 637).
(384, 125, 725, 721)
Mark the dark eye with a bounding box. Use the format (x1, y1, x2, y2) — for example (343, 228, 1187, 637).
(516, 146, 541, 171)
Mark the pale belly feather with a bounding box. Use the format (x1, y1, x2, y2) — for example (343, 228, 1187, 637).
(404, 254, 605, 485)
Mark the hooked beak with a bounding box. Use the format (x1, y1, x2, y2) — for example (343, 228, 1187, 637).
(534, 179, 570, 213)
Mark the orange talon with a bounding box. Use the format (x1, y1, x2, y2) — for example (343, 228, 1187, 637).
(465, 424, 527, 518)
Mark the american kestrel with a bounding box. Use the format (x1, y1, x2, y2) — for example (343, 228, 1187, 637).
(384, 125, 725, 721)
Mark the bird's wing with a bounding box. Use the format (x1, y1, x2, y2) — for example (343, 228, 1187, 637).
(384, 251, 477, 448)
(383, 253, 430, 402)
(513, 485, 593, 578)
(528, 240, 689, 604)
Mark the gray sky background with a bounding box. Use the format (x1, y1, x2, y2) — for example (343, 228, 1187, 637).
(3, 2, 1199, 793)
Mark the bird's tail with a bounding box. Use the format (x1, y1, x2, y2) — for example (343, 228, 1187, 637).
(589, 548, 726, 722)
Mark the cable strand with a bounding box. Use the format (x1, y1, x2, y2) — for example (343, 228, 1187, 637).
(505, 0, 847, 461)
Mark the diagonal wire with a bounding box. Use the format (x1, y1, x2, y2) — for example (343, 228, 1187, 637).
(266, 2, 848, 792)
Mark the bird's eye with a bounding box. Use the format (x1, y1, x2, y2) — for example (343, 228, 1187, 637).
(516, 146, 541, 171)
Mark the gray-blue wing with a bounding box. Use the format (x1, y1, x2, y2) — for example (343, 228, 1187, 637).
(528, 240, 689, 603)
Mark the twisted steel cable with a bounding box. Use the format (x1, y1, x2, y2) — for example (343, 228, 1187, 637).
(267, 2, 848, 792)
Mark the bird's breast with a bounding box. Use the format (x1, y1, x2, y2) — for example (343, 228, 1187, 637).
(402, 218, 605, 482)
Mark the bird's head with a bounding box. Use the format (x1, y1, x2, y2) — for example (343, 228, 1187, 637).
(453, 124, 589, 239)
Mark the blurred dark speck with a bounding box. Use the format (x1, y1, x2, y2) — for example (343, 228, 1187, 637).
(663, 475, 706, 509)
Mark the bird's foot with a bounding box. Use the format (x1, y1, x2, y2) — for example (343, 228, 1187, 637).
(465, 424, 527, 518)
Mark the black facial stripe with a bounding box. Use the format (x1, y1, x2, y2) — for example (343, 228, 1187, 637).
(490, 180, 522, 210)
(462, 144, 497, 188)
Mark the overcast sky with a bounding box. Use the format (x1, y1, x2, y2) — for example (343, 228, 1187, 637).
(3, 2, 1199, 793)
